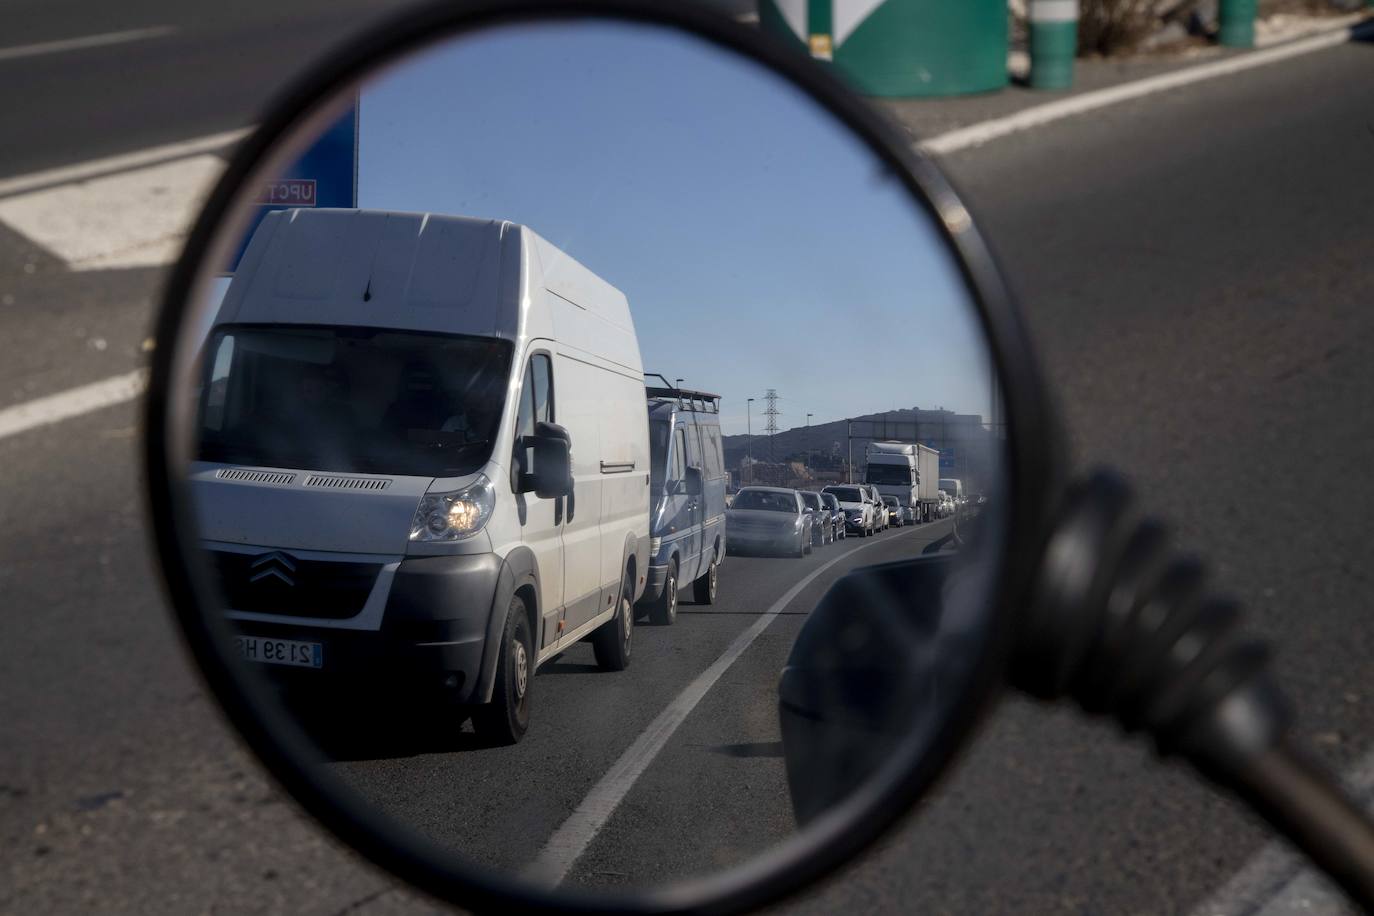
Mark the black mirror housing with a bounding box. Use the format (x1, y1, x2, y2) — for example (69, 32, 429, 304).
(529, 421, 573, 498)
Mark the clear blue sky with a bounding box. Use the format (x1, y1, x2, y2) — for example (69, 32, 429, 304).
(333, 19, 991, 435)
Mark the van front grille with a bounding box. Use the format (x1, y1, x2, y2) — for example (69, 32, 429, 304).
(216, 468, 296, 485)
(208, 551, 381, 620)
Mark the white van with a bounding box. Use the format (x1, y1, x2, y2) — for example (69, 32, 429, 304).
(191, 208, 650, 743)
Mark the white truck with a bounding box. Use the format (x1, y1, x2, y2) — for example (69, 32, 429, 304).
(939, 477, 964, 506)
(916, 445, 940, 522)
(864, 442, 940, 524)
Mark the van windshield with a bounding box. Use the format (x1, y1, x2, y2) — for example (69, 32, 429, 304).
(866, 464, 913, 485)
(197, 325, 512, 478)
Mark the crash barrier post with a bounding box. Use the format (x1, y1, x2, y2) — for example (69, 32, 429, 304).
(1028, 0, 1078, 90)
(1218, 0, 1257, 47)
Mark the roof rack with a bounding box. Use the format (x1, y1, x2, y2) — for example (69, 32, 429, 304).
(644, 373, 720, 414)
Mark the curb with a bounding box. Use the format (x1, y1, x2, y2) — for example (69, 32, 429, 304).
(922, 15, 1374, 156)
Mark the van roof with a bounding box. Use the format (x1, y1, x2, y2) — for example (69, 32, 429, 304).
(644, 374, 721, 414)
(647, 398, 722, 423)
(218, 209, 635, 365)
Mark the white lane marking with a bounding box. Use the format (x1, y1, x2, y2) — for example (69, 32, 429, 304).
(1252, 868, 1355, 916)
(1189, 745, 1374, 916)
(921, 19, 1372, 155)
(0, 370, 147, 441)
(0, 128, 247, 199)
(0, 26, 177, 63)
(0, 154, 224, 271)
(525, 523, 934, 887)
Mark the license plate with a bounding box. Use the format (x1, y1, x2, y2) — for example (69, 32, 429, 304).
(234, 636, 323, 669)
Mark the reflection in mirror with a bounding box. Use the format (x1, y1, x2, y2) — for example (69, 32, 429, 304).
(174, 17, 1008, 896)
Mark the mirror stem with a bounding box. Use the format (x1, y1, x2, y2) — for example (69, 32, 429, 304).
(1013, 470, 1374, 910)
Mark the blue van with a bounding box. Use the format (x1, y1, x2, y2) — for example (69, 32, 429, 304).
(637, 378, 727, 624)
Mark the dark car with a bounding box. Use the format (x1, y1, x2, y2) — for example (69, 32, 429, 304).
(799, 491, 833, 547)
(820, 492, 846, 541)
(726, 487, 812, 558)
(881, 495, 904, 527)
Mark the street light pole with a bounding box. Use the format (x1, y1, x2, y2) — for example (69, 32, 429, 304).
(806, 413, 812, 471)
(746, 398, 754, 485)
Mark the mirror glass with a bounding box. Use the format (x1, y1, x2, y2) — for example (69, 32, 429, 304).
(161, 16, 1010, 899)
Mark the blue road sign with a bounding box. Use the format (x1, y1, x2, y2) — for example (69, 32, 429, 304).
(225, 99, 359, 273)
(939, 456, 956, 469)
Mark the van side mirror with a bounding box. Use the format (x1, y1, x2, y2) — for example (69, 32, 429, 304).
(685, 465, 703, 495)
(525, 421, 573, 499)
(780, 555, 958, 824)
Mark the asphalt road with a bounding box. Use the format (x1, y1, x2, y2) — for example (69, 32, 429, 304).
(308, 523, 942, 888)
(1, 0, 400, 178)
(1, 0, 756, 178)
(2, 8, 1373, 916)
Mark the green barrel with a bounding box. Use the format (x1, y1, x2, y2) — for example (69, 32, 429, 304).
(1218, 0, 1257, 48)
(759, 0, 1007, 97)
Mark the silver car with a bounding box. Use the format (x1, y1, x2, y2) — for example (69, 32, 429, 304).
(865, 485, 888, 532)
(726, 487, 813, 557)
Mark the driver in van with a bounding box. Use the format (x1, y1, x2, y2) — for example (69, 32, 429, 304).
(383, 361, 470, 439)
(289, 365, 352, 432)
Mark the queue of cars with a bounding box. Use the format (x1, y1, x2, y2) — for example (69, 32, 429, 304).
(724, 481, 921, 557)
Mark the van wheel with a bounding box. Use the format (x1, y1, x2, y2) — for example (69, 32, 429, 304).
(693, 554, 718, 605)
(472, 595, 532, 745)
(593, 569, 634, 670)
(650, 559, 679, 625)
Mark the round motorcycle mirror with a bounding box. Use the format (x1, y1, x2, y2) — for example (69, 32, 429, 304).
(143, 1, 1057, 913)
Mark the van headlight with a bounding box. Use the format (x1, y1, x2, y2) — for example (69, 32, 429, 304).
(411, 475, 495, 541)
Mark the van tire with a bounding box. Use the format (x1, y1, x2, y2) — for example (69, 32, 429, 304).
(472, 595, 533, 745)
(693, 554, 718, 605)
(593, 569, 634, 670)
(650, 559, 679, 626)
